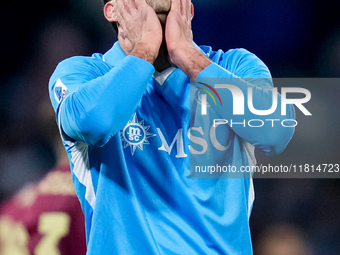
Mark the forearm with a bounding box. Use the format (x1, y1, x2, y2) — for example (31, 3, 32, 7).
(168, 45, 212, 81)
(59, 56, 154, 147)
(130, 41, 159, 64)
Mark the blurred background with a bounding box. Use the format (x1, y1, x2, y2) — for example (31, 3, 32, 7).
(0, 0, 339, 254)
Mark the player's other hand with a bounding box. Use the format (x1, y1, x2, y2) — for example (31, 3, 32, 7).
(104, 0, 162, 64)
(165, 0, 194, 64)
(165, 0, 211, 81)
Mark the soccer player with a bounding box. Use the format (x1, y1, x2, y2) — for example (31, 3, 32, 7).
(49, 0, 295, 254)
(0, 101, 86, 255)
(0, 166, 87, 255)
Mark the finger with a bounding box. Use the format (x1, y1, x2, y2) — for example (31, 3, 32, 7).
(115, 0, 126, 15)
(115, 5, 125, 27)
(134, 0, 150, 11)
(180, 0, 191, 20)
(126, 0, 141, 18)
(180, 0, 187, 16)
(171, 0, 180, 13)
(185, 0, 192, 18)
(122, 0, 133, 14)
(180, 0, 185, 16)
(129, 0, 138, 10)
(116, 1, 134, 29)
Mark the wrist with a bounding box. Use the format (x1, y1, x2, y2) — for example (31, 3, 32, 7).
(169, 45, 212, 81)
(130, 41, 160, 64)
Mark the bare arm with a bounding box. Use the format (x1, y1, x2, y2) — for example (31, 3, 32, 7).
(165, 0, 212, 81)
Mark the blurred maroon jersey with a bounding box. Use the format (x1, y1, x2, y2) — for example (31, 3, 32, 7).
(0, 165, 86, 255)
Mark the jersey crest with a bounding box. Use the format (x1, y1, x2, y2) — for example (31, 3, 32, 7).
(121, 113, 156, 155)
(54, 79, 68, 103)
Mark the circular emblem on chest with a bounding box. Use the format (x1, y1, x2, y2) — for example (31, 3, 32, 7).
(120, 113, 156, 156)
(122, 123, 146, 145)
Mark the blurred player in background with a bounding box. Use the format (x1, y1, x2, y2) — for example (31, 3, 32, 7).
(0, 100, 86, 255)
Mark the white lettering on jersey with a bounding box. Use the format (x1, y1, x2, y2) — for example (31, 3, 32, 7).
(127, 126, 142, 141)
(210, 122, 231, 151)
(121, 114, 233, 158)
(157, 128, 188, 158)
(187, 127, 208, 155)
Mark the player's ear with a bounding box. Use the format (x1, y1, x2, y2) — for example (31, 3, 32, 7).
(191, 3, 194, 20)
(104, 1, 118, 22)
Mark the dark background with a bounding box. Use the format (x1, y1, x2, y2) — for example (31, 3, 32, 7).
(1, 0, 340, 254)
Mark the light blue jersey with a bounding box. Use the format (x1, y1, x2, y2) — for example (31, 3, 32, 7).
(49, 41, 294, 255)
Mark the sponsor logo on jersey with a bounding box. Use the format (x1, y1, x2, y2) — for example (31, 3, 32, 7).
(54, 79, 68, 103)
(121, 113, 156, 156)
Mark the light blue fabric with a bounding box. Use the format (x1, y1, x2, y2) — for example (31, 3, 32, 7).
(49, 41, 295, 255)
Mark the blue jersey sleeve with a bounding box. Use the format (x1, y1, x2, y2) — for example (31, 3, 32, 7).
(49, 54, 155, 147)
(197, 48, 295, 156)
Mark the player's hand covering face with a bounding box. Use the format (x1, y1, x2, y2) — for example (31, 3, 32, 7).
(106, 0, 163, 63)
(165, 0, 194, 57)
(105, 0, 200, 77)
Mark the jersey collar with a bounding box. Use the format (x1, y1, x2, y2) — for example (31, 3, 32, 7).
(102, 41, 126, 67)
